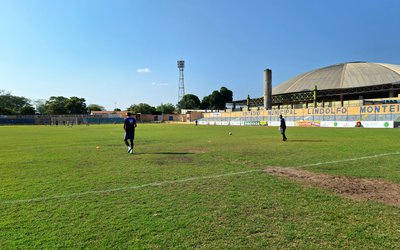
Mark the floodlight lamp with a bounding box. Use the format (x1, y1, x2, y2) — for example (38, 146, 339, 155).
(177, 60, 185, 69)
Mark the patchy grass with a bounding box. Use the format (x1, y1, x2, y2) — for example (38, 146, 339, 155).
(0, 124, 399, 248)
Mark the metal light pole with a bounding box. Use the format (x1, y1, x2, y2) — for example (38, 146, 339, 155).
(177, 60, 185, 102)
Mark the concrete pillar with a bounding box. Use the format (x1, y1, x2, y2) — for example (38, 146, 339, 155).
(313, 85, 317, 108)
(247, 95, 250, 111)
(264, 69, 272, 110)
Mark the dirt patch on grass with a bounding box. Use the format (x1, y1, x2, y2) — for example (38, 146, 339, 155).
(153, 155, 194, 166)
(170, 155, 194, 163)
(265, 167, 400, 207)
(228, 159, 261, 168)
(184, 147, 207, 154)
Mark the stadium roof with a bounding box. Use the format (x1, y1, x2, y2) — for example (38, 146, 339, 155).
(272, 62, 400, 95)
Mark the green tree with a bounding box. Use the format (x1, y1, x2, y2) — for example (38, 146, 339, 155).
(199, 86, 233, 110)
(20, 105, 36, 115)
(114, 108, 121, 111)
(210, 90, 224, 110)
(45, 96, 68, 114)
(34, 99, 47, 114)
(177, 94, 200, 110)
(66, 97, 87, 114)
(127, 103, 156, 114)
(87, 104, 105, 112)
(45, 96, 88, 114)
(0, 91, 32, 115)
(200, 95, 211, 109)
(156, 103, 176, 114)
(220, 86, 233, 105)
(0, 107, 14, 115)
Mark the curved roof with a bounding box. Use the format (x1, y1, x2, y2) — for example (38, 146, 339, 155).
(272, 62, 400, 95)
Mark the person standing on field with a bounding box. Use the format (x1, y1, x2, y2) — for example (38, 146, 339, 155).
(124, 112, 137, 154)
(279, 114, 287, 141)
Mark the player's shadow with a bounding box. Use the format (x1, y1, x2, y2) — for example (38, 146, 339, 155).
(135, 152, 194, 155)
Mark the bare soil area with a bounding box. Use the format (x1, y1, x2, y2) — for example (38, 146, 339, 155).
(265, 167, 400, 207)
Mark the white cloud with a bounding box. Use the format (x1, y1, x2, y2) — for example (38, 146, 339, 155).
(151, 82, 169, 86)
(137, 68, 151, 73)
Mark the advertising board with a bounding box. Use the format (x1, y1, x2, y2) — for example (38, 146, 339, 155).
(269, 121, 295, 127)
(321, 121, 394, 128)
(244, 121, 261, 126)
(295, 121, 321, 127)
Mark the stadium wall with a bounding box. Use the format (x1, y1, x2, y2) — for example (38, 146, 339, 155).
(0, 114, 189, 125)
(139, 114, 184, 122)
(200, 104, 400, 128)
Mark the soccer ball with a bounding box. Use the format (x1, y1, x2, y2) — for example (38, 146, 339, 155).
(229, 132, 232, 135)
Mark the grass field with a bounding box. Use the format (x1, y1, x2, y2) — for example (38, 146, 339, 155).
(1, 124, 400, 248)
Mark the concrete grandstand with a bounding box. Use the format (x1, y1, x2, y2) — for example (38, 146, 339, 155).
(200, 62, 400, 128)
(232, 62, 400, 109)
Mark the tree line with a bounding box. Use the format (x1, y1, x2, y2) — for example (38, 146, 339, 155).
(0, 86, 233, 115)
(177, 87, 233, 110)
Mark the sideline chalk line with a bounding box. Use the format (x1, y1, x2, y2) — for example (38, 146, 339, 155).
(299, 151, 400, 167)
(0, 169, 261, 205)
(2, 152, 399, 205)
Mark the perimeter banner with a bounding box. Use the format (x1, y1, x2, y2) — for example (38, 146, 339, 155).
(295, 121, 321, 127)
(321, 121, 394, 128)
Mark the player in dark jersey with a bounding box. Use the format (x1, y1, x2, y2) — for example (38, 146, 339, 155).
(124, 112, 137, 154)
(279, 114, 287, 141)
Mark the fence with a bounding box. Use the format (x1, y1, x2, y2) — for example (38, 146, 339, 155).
(0, 113, 187, 125)
(0, 115, 124, 125)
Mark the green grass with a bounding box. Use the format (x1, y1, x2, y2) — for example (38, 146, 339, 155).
(1, 124, 400, 248)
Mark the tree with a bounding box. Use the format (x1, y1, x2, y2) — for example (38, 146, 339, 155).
(0, 107, 14, 115)
(87, 104, 105, 112)
(220, 87, 233, 105)
(127, 103, 156, 114)
(65, 97, 87, 114)
(199, 86, 233, 110)
(33, 99, 47, 114)
(20, 105, 36, 115)
(45, 96, 68, 114)
(200, 95, 211, 109)
(0, 91, 32, 115)
(114, 108, 121, 111)
(156, 103, 176, 114)
(210, 90, 224, 110)
(46, 96, 87, 114)
(177, 94, 200, 110)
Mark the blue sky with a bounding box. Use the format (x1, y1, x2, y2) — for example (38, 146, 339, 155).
(1, 0, 399, 110)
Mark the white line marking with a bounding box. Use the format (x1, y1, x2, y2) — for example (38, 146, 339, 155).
(299, 152, 400, 167)
(2, 152, 399, 205)
(0, 169, 262, 205)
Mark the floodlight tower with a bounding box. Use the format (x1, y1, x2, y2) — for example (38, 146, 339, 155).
(177, 60, 185, 102)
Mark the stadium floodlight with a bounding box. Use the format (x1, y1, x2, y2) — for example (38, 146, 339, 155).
(177, 60, 185, 102)
(177, 60, 185, 69)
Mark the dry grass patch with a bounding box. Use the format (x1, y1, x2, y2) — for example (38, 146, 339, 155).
(265, 167, 400, 207)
